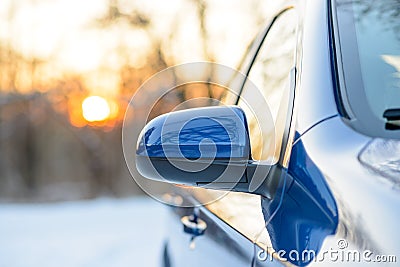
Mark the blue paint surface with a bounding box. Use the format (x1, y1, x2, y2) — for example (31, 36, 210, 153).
(262, 132, 338, 266)
(136, 106, 251, 160)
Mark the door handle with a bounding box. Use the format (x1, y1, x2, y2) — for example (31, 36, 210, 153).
(181, 214, 207, 250)
(181, 214, 207, 236)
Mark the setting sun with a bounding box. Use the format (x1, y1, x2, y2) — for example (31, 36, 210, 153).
(82, 96, 111, 122)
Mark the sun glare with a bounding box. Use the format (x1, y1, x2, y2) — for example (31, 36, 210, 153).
(82, 96, 111, 122)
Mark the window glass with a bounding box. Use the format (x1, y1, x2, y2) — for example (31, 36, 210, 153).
(335, 0, 400, 138)
(352, 3, 400, 118)
(238, 9, 297, 162)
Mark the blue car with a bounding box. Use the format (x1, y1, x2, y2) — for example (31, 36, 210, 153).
(135, 0, 400, 266)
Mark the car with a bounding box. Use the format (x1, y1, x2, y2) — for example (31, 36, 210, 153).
(134, 0, 400, 266)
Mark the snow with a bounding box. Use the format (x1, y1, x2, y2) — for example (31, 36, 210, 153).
(0, 197, 168, 267)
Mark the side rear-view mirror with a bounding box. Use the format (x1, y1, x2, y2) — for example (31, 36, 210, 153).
(136, 106, 281, 199)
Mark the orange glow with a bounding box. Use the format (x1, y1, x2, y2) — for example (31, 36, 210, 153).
(82, 96, 111, 122)
(66, 93, 121, 129)
(0, 0, 272, 132)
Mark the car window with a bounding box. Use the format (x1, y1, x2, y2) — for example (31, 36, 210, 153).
(239, 8, 297, 163)
(334, 0, 400, 138)
(195, 8, 298, 243)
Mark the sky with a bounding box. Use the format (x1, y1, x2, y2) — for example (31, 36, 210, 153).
(0, 0, 277, 96)
(0, 0, 286, 127)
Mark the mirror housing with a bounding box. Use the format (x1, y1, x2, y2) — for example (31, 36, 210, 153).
(136, 106, 280, 198)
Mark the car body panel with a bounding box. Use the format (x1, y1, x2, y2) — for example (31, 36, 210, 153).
(295, 117, 400, 265)
(294, 0, 339, 135)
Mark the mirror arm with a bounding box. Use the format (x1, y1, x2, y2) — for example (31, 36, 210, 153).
(196, 161, 283, 200)
(246, 163, 286, 199)
(245, 162, 283, 199)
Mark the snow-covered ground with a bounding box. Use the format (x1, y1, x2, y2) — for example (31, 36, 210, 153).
(0, 197, 168, 267)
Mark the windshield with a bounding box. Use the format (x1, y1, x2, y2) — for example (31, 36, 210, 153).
(334, 0, 400, 138)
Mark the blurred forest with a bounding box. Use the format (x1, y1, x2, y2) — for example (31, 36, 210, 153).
(0, 0, 272, 202)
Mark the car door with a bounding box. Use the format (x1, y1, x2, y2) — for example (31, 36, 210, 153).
(163, 6, 299, 267)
